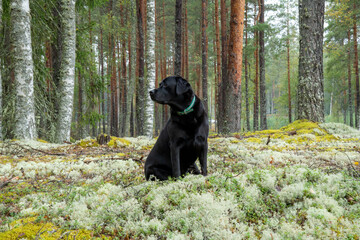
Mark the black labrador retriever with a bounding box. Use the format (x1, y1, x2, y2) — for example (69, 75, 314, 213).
(145, 76, 209, 180)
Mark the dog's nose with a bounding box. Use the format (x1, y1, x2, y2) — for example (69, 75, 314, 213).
(149, 90, 155, 96)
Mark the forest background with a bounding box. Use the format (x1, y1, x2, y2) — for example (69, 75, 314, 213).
(0, 0, 359, 143)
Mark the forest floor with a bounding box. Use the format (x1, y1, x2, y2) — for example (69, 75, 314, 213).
(0, 120, 360, 239)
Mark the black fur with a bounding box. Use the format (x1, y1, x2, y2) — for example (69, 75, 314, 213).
(145, 76, 209, 180)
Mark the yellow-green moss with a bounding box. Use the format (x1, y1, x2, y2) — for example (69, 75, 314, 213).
(107, 137, 131, 148)
(0, 217, 109, 240)
(37, 139, 49, 144)
(77, 138, 99, 148)
(244, 137, 263, 144)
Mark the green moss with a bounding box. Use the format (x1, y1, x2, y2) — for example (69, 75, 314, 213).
(107, 137, 131, 148)
(0, 217, 109, 239)
(77, 138, 99, 148)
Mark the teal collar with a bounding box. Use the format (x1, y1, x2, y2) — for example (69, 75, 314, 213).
(177, 96, 196, 115)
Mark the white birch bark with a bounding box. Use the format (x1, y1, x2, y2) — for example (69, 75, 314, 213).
(146, 0, 155, 138)
(56, 0, 76, 143)
(10, 0, 37, 140)
(0, 0, 2, 140)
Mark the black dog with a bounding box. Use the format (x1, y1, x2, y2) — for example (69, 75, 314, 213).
(145, 76, 209, 180)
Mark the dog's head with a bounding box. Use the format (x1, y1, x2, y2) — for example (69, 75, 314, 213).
(149, 76, 193, 105)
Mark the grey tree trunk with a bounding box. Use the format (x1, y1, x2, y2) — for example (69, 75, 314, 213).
(56, 0, 76, 143)
(259, 0, 267, 130)
(297, 0, 325, 122)
(10, 0, 37, 140)
(0, 0, 2, 140)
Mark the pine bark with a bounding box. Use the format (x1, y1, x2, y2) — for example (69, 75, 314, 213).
(220, 0, 245, 133)
(297, 0, 325, 122)
(253, 3, 259, 131)
(109, 0, 119, 137)
(11, 0, 37, 140)
(244, 2, 250, 131)
(353, 3, 360, 128)
(174, 0, 182, 76)
(136, 0, 146, 136)
(201, 0, 208, 113)
(347, 30, 353, 127)
(218, 0, 228, 132)
(184, 0, 189, 80)
(120, 3, 128, 136)
(215, 0, 221, 130)
(0, 0, 2, 140)
(287, 1, 292, 123)
(259, 0, 267, 130)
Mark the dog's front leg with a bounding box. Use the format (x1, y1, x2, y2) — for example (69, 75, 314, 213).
(198, 138, 208, 176)
(170, 140, 181, 178)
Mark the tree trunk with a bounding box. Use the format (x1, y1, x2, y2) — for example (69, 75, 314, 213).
(184, 0, 189, 80)
(120, 2, 128, 136)
(353, 3, 360, 128)
(202, 0, 208, 113)
(215, 0, 221, 131)
(174, 0, 182, 76)
(253, 3, 259, 131)
(348, 30, 353, 127)
(11, 0, 37, 140)
(220, 0, 245, 133)
(297, 0, 325, 122)
(146, 0, 156, 137)
(0, 0, 2, 140)
(287, 1, 292, 123)
(244, 2, 250, 131)
(259, 0, 267, 130)
(100, 26, 106, 134)
(56, 0, 76, 142)
(136, 0, 146, 136)
(219, 0, 228, 132)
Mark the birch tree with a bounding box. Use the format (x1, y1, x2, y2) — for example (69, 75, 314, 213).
(146, 0, 156, 137)
(297, 0, 325, 122)
(56, 0, 76, 143)
(10, 0, 37, 140)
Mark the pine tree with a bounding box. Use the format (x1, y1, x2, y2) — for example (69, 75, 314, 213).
(220, 0, 246, 133)
(297, 0, 325, 122)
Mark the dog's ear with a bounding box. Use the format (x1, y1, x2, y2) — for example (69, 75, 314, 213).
(176, 77, 191, 95)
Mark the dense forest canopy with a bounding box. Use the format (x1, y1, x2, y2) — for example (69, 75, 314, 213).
(0, 0, 359, 142)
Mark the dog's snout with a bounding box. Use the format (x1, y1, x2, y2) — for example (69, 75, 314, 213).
(149, 90, 155, 96)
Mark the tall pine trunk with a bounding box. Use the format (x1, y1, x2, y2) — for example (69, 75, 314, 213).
(215, 0, 221, 130)
(347, 30, 353, 127)
(220, 0, 245, 133)
(297, 0, 325, 122)
(0, 0, 2, 140)
(253, 3, 259, 131)
(11, 0, 37, 140)
(259, 0, 267, 130)
(174, 0, 182, 76)
(245, 2, 250, 131)
(353, 3, 360, 128)
(201, 0, 208, 113)
(136, 0, 146, 136)
(287, 1, 292, 123)
(218, 0, 228, 132)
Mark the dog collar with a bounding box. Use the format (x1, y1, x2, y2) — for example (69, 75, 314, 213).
(177, 96, 196, 115)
